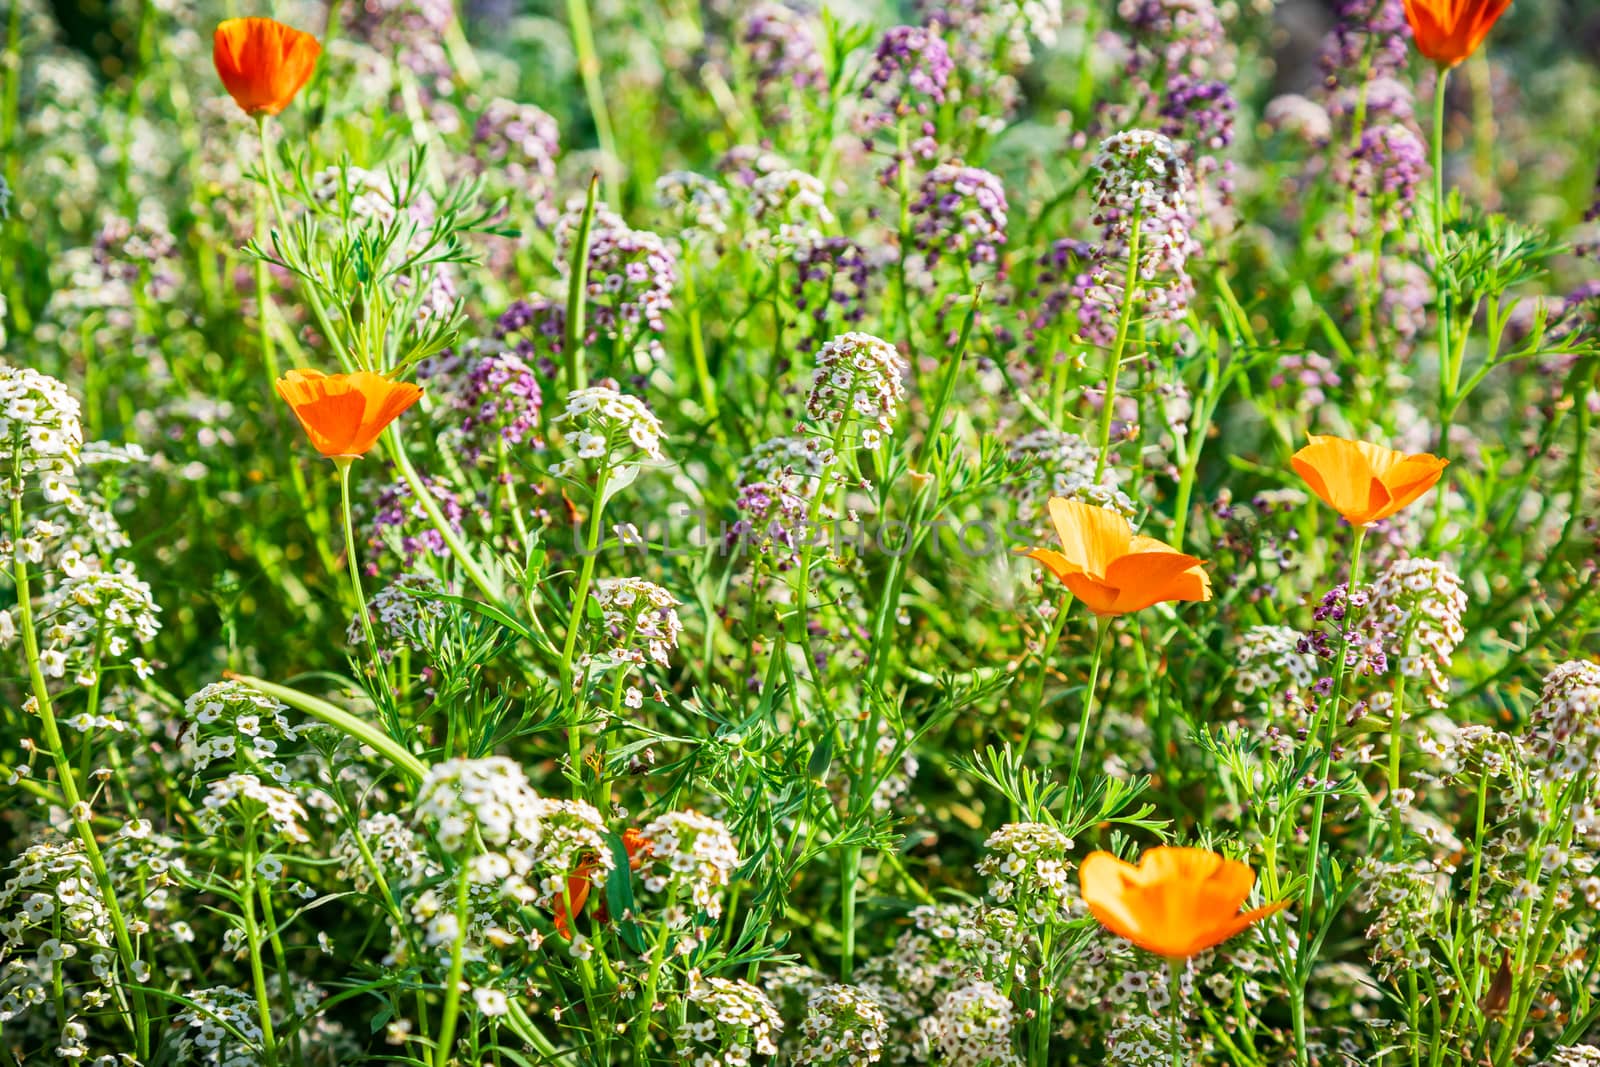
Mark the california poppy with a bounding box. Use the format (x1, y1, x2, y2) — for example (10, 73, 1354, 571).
(1079, 847, 1289, 960)
(1290, 435, 1448, 527)
(554, 829, 651, 938)
(213, 17, 322, 117)
(1402, 0, 1512, 68)
(274, 369, 422, 458)
(1021, 498, 1211, 617)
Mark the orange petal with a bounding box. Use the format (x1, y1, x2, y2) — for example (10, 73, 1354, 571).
(1045, 498, 1131, 580)
(1291, 435, 1389, 526)
(1372, 453, 1448, 523)
(275, 369, 420, 457)
(1080, 847, 1281, 960)
(349, 373, 422, 455)
(214, 18, 321, 116)
(553, 863, 596, 939)
(1184, 898, 1293, 957)
(1020, 546, 1083, 583)
(1062, 572, 1125, 616)
(1403, 0, 1509, 66)
(1103, 550, 1212, 614)
(1078, 852, 1154, 946)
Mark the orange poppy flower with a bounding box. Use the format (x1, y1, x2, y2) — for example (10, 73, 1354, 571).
(274, 369, 422, 458)
(1290, 435, 1448, 527)
(554, 829, 652, 938)
(213, 17, 322, 117)
(1079, 847, 1289, 960)
(1021, 498, 1211, 617)
(1402, 0, 1511, 68)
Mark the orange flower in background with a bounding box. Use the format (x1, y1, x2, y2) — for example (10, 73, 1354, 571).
(1291, 435, 1448, 527)
(1402, 0, 1512, 68)
(1079, 847, 1289, 960)
(213, 17, 322, 117)
(554, 829, 652, 938)
(274, 369, 422, 458)
(1021, 498, 1211, 617)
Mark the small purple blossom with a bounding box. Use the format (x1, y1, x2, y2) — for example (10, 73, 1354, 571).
(1160, 75, 1236, 153)
(738, 2, 827, 124)
(909, 163, 1008, 275)
(419, 339, 544, 461)
(366, 474, 471, 573)
(554, 202, 678, 368)
(858, 24, 954, 169)
(1319, 0, 1409, 87)
(469, 99, 561, 226)
(792, 237, 874, 350)
(1347, 124, 1429, 226)
(493, 295, 567, 381)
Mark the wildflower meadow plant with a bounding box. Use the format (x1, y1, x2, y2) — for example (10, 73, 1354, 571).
(3, 0, 1599, 1064)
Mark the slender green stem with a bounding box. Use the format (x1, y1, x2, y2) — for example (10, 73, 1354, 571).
(1094, 213, 1143, 483)
(1030, 924, 1056, 1066)
(256, 117, 294, 279)
(1293, 524, 1368, 1060)
(433, 863, 474, 1067)
(895, 121, 915, 351)
(336, 456, 398, 717)
(240, 828, 282, 1067)
(1169, 960, 1185, 1067)
(565, 0, 619, 204)
(1070, 615, 1113, 783)
(559, 467, 609, 789)
(839, 845, 861, 981)
(564, 174, 600, 393)
(634, 886, 681, 1062)
(1428, 67, 1453, 545)
(9, 473, 151, 1058)
(681, 257, 719, 422)
(252, 123, 336, 577)
(1385, 618, 1419, 853)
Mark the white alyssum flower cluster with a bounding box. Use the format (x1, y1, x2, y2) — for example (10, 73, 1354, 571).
(794, 982, 890, 1065)
(413, 756, 545, 855)
(747, 168, 835, 252)
(1524, 660, 1600, 788)
(1, 364, 83, 502)
(173, 986, 265, 1067)
(1368, 557, 1468, 710)
(590, 576, 684, 670)
(657, 170, 732, 240)
(1087, 130, 1198, 323)
(1006, 429, 1135, 531)
(180, 680, 300, 782)
(636, 810, 740, 930)
(197, 773, 312, 844)
(678, 972, 784, 1067)
(976, 822, 1076, 923)
(552, 384, 668, 474)
(530, 798, 614, 916)
(335, 812, 438, 894)
(348, 571, 449, 657)
(933, 980, 1022, 1067)
(805, 332, 908, 449)
(0, 841, 119, 1027)
(310, 164, 415, 226)
(408, 758, 549, 957)
(28, 559, 161, 684)
(1234, 624, 1319, 719)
